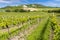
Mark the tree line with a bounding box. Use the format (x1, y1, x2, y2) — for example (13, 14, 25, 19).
(5, 9, 30, 12)
(48, 9, 60, 13)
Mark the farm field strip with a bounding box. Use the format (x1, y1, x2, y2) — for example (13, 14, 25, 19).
(0, 12, 43, 29)
(9, 17, 40, 40)
(53, 13, 60, 40)
(27, 13, 60, 40)
(10, 15, 48, 40)
(48, 13, 60, 40)
(1, 11, 60, 40)
(10, 21, 39, 40)
(27, 15, 50, 40)
(0, 17, 41, 40)
(0, 12, 47, 40)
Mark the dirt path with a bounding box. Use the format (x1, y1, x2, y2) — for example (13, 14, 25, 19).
(49, 27, 54, 40)
(10, 24, 38, 40)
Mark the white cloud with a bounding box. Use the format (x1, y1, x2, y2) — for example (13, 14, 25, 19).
(55, 0, 60, 1)
(0, 1, 11, 3)
(0, 0, 12, 3)
(0, 0, 20, 3)
(40, 1, 60, 7)
(0, 0, 22, 3)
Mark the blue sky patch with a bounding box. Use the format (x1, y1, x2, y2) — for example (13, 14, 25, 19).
(0, 0, 60, 7)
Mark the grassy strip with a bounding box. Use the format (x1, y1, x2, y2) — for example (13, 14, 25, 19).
(41, 18, 51, 40)
(27, 17, 49, 40)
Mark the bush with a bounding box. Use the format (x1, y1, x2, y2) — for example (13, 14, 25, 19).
(19, 9, 27, 12)
(5, 10, 11, 12)
(13, 9, 19, 12)
(48, 10, 60, 13)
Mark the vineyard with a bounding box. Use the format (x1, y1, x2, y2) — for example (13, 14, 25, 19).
(0, 11, 60, 40)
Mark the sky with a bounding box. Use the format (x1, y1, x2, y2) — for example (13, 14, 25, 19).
(0, 0, 60, 8)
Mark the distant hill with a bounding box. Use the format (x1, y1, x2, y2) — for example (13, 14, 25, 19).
(0, 4, 60, 9)
(1, 4, 48, 9)
(0, 4, 59, 12)
(0, 4, 48, 12)
(25, 4, 48, 8)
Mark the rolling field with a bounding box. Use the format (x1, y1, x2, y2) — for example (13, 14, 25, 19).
(0, 10, 60, 40)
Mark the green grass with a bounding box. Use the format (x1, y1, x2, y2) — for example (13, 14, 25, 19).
(27, 14, 50, 40)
